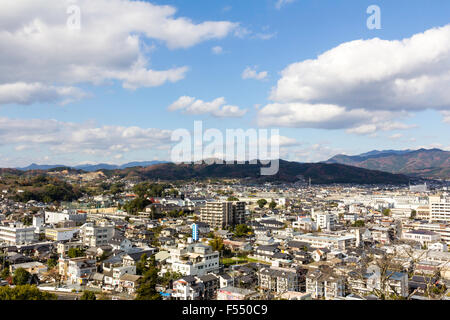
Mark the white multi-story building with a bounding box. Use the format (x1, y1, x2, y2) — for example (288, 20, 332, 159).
(200, 201, 245, 229)
(294, 233, 356, 250)
(45, 227, 79, 241)
(166, 243, 220, 276)
(45, 210, 87, 225)
(401, 221, 450, 244)
(316, 213, 336, 231)
(429, 196, 450, 223)
(80, 220, 114, 247)
(59, 257, 97, 284)
(401, 230, 440, 245)
(0, 222, 36, 245)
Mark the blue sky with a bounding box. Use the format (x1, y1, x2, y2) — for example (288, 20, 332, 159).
(0, 0, 449, 167)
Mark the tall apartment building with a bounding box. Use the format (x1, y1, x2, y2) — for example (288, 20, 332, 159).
(200, 201, 245, 229)
(79, 220, 114, 247)
(429, 196, 450, 223)
(316, 213, 336, 231)
(0, 222, 36, 245)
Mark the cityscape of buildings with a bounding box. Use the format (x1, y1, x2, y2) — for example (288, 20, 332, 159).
(1, 176, 450, 300)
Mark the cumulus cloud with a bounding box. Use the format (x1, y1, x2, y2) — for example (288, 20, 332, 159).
(0, 117, 173, 157)
(0, 82, 88, 105)
(0, 0, 239, 104)
(258, 24, 450, 133)
(270, 24, 450, 109)
(258, 102, 414, 133)
(242, 66, 268, 80)
(168, 96, 247, 118)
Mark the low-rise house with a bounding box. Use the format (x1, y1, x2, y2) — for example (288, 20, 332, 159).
(197, 273, 219, 300)
(104, 265, 136, 291)
(119, 274, 142, 294)
(219, 274, 234, 288)
(9, 261, 48, 275)
(306, 267, 345, 299)
(312, 248, 331, 262)
(258, 266, 307, 294)
(223, 239, 252, 252)
(59, 257, 97, 284)
(57, 241, 83, 256)
(172, 275, 204, 300)
(217, 286, 260, 300)
(109, 236, 133, 253)
(347, 269, 408, 298)
(122, 249, 157, 266)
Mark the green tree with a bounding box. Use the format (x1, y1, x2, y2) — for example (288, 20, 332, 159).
(234, 224, 252, 237)
(47, 258, 57, 269)
(136, 253, 148, 275)
(68, 248, 85, 258)
(352, 220, 365, 227)
(159, 271, 182, 287)
(135, 256, 161, 300)
(1, 267, 10, 280)
(257, 199, 267, 208)
(0, 285, 57, 300)
(80, 290, 97, 300)
(13, 268, 31, 285)
(209, 237, 224, 253)
(22, 216, 33, 226)
(269, 201, 277, 209)
(227, 196, 239, 201)
(123, 197, 151, 215)
(410, 210, 417, 220)
(382, 208, 391, 216)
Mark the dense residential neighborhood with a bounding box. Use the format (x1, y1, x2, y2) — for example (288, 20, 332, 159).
(1, 173, 450, 301)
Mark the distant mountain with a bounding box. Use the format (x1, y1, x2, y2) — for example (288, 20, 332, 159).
(358, 149, 412, 158)
(17, 161, 168, 172)
(104, 160, 410, 185)
(326, 148, 450, 179)
(17, 163, 67, 171)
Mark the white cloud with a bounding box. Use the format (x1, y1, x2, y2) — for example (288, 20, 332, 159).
(168, 96, 196, 111)
(389, 133, 403, 140)
(275, 0, 295, 10)
(0, 0, 239, 104)
(270, 24, 450, 110)
(0, 82, 88, 105)
(442, 111, 450, 123)
(242, 66, 268, 80)
(212, 46, 223, 54)
(253, 32, 277, 40)
(258, 102, 413, 133)
(258, 24, 450, 133)
(168, 96, 247, 118)
(0, 117, 173, 158)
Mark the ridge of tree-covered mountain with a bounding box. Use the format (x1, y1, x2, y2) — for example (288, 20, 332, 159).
(16, 161, 168, 172)
(326, 148, 450, 179)
(103, 160, 411, 185)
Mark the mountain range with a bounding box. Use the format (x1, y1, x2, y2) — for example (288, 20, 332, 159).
(8, 148, 449, 184)
(16, 161, 168, 172)
(102, 160, 411, 185)
(326, 148, 450, 179)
